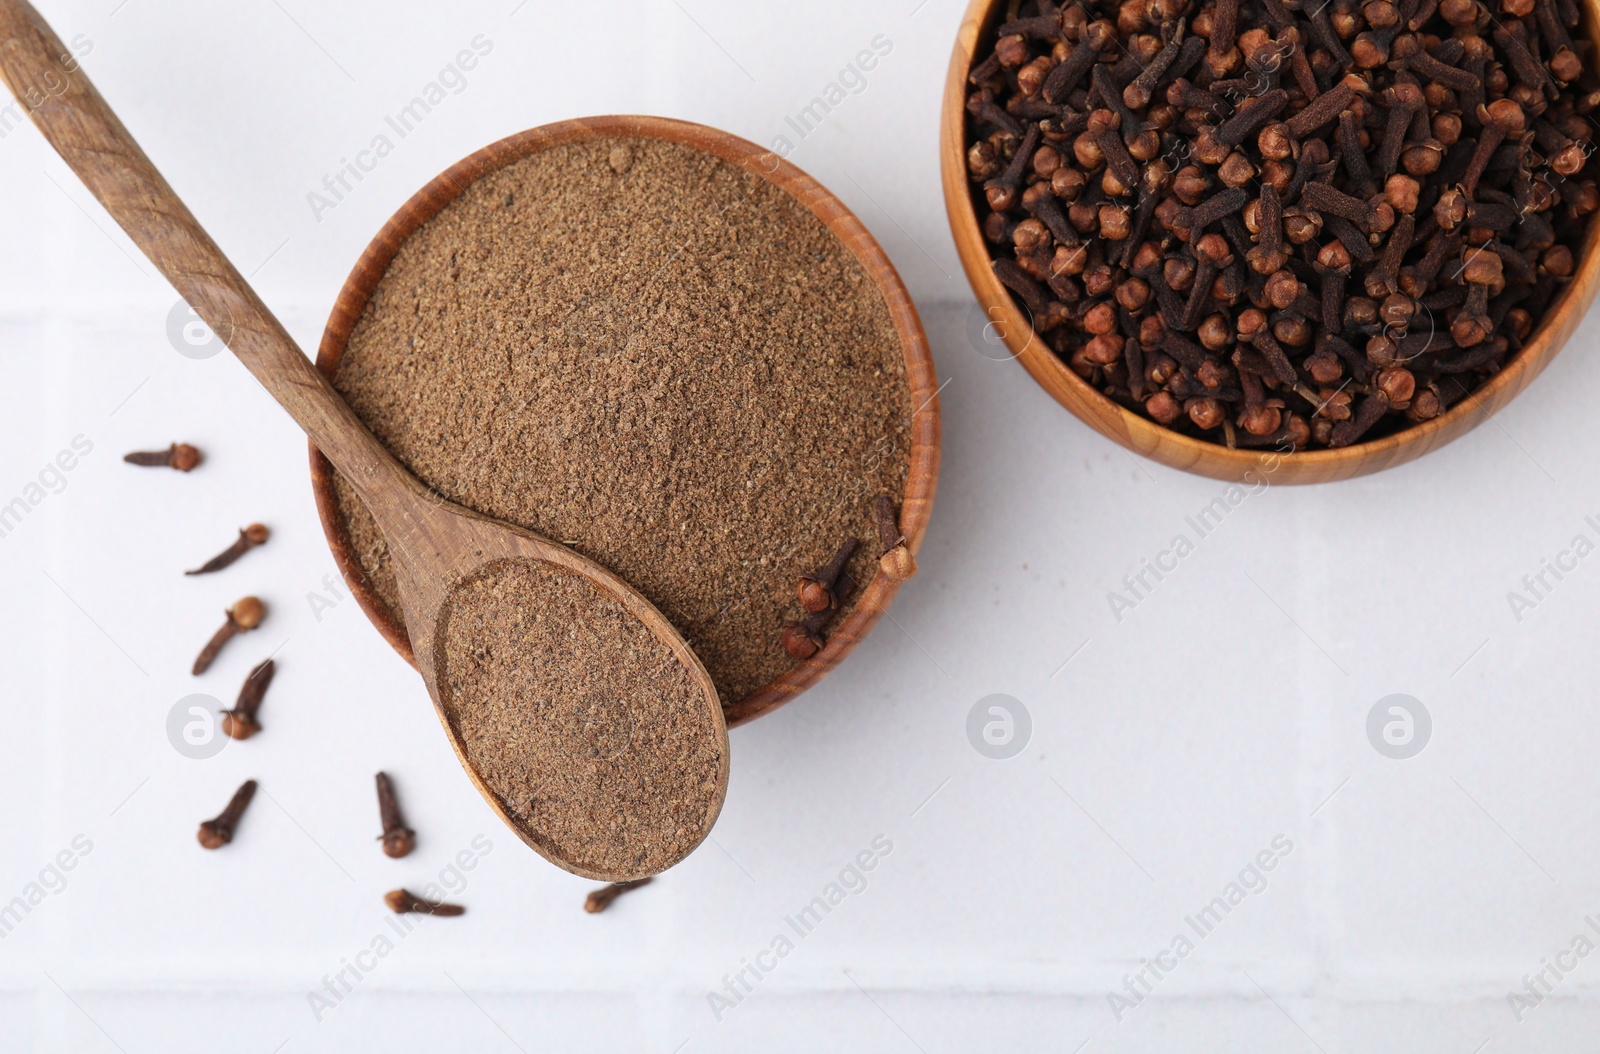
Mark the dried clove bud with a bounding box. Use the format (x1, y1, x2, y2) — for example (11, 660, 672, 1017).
(220, 659, 274, 740)
(193, 597, 266, 676)
(584, 878, 653, 914)
(124, 443, 201, 472)
(186, 524, 270, 575)
(375, 772, 416, 859)
(197, 780, 256, 850)
(385, 889, 465, 916)
(797, 539, 860, 614)
(874, 495, 917, 583)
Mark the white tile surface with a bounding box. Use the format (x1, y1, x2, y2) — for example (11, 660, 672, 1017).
(3, 0, 1600, 1051)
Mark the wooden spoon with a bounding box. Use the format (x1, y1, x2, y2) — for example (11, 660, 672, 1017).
(0, 0, 728, 881)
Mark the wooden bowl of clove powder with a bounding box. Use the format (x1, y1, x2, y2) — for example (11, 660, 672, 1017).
(311, 116, 940, 728)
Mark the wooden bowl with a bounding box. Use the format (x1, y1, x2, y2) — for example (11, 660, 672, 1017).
(310, 115, 941, 729)
(941, 0, 1600, 484)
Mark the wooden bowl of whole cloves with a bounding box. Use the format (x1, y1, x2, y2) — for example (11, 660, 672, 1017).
(943, 0, 1600, 484)
(310, 116, 940, 728)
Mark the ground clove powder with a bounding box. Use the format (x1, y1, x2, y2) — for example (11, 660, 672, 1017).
(329, 134, 912, 709)
(437, 559, 722, 877)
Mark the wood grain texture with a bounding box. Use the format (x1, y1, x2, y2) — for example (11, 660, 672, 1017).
(941, 0, 1600, 484)
(310, 115, 942, 729)
(0, 2, 727, 882)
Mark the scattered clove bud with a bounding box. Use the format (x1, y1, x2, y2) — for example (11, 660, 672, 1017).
(875, 495, 917, 582)
(220, 659, 274, 740)
(186, 524, 270, 575)
(797, 539, 860, 614)
(385, 889, 465, 916)
(197, 779, 257, 850)
(374, 772, 416, 859)
(124, 443, 202, 472)
(193, 596, 266, 675)
(585, 878, 653, 914)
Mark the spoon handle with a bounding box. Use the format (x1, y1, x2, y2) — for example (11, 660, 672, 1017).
(0, 0, 410, 501)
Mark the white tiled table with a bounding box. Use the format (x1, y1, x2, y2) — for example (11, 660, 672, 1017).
(2, 1, 1599, 1050)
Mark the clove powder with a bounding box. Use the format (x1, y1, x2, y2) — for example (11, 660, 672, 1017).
(328, 134, 912, 710)
(436, 559, 723, 877)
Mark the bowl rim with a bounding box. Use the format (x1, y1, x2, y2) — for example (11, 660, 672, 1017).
(309, 114, 941, 728)
(940, 0, 1600, 484)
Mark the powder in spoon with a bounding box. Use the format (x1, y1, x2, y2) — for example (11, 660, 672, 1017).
(327, 133, 913, 712)
(436, 559, 725, 878)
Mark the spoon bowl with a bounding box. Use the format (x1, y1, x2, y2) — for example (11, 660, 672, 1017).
(378, 488, 728, 880)
(0, 0, 728, 881)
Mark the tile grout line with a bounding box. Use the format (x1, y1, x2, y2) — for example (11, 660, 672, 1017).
(1300, 486, 1340, 1028)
